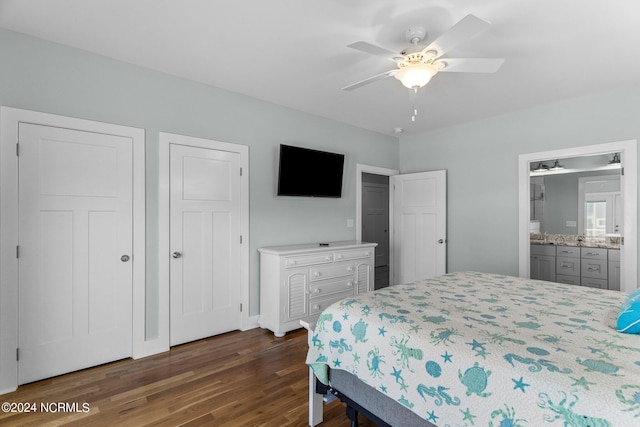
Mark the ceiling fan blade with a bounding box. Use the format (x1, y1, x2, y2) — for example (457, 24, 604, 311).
(342, 69, 397, 91)
(435, 58, 505, 73)
(422, 14, 490, 58)
(347, 41, 398, 59)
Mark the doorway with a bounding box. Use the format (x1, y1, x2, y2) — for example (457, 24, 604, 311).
(362, 173, 390, 289)
(356, 164, 447, 286)
(518, 140, 637, 293)
(356, 165, 398, 286)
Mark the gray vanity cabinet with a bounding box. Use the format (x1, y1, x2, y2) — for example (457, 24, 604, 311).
(608, 249, 621, 291)
(556, 246, 580, 285)
(531, 244, 619, 290)
(581, 248, 608, 289)
(530, 245, 556, 282)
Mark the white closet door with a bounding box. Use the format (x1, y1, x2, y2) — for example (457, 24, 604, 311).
(18, 123, 133, 384)
(392, 170, 447, 285)
(169, 144, 241, 346)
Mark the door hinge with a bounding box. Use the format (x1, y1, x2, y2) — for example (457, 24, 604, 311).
(621, 237, 625, 245)
(16, 143, 19, 156)
(621, 167, 625, 176)
(16, 246, 19, 258)
(240, 303, 243, 312)
(16, 348, 19, 361)
(240, 167, 243, 176)
(240, 235, 243, 244)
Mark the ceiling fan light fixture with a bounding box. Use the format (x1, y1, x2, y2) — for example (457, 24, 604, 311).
(395, 63, 438, 89)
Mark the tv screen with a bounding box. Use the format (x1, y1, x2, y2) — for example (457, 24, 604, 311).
(277, 144, 344, 198)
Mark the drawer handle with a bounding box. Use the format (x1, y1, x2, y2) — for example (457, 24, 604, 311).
(365, 252, 370, 256)
(313, 304, 320, 311)
(313, 288, 321, 294)
(586, 252, 599, 256)
(347, 266, 354, 272)
(325, 256, 331, 261)
(347, 281, 354, 287)
(289, 260, 297, 265)
(562, 264, 573, 268)
(314, 272, 321, 278)
(588, 267, 600, 271)
(561, 250, 572, 254)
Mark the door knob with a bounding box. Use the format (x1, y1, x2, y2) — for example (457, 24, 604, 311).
(121, 255, 130, 262)
(438, 239, 445, 244)
(172, 252, 182, 259)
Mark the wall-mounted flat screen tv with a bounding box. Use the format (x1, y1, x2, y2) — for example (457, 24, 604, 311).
(277, 144, 345, 198)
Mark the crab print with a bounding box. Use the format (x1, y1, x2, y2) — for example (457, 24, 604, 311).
(489, 404, 526, 427)
(430, 327, 460, 346)
(616, 384, 640, 417)
(367, 347, 385, 378)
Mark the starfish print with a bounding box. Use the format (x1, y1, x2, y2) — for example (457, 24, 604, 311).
(512, 376, 529, 393)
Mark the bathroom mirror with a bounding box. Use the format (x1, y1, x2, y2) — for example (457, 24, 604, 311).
(529, 153, 621, 235)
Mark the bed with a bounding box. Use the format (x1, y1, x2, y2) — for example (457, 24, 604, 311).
(304, 271, 640, 426)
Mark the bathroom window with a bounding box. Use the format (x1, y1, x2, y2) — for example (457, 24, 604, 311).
(578, 175, 622, 236)
(585, 200, 607, 236)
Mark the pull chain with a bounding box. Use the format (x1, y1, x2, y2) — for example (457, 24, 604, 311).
(409, 87, 419, 122)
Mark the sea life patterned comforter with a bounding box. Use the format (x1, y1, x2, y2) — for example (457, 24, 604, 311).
(305, 271, 640, 426)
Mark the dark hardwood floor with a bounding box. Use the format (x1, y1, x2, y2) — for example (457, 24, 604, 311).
(0, 328, 377, 426)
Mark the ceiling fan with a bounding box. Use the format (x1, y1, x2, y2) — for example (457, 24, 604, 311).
(343, 14, 504, 92)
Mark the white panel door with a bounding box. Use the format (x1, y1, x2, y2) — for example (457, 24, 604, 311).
(170, 144, 241, 346)
(392, 170, 446, 285)
(18, 123, 133, 384)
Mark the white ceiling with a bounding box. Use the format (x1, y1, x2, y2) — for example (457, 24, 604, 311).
(1, 0, 640, 136)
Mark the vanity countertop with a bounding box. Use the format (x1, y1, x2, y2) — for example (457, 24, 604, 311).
(530, 233, 620, 249)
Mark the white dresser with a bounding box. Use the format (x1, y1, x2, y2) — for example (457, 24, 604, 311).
(258, 241, 376, 337)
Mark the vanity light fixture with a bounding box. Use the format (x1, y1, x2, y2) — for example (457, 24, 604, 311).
(608, 153, 621, 165)
(533, 162, 549, 172)
(549, 159, 564, 171)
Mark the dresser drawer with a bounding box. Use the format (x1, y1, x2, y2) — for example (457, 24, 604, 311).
(309, 293, 352, 315)
(334, 248, 374, 262)
(556, 274, 581, 286)
(556, 246, 580, 258)
(581, 247, 608, 260)
(284, 253, 333, 268)
(556, 257, 580, 277)
(531, 244, 556, 257)
(581, 259, 607, 280)
(581, 277, 608, 289)
(310, 263, 354, 282)
(309, 277, 356, 300)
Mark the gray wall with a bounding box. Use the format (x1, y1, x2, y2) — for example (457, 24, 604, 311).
(399, 86, 640, 275)
(0, 29, 399, 335)
(4, 26, 640, 337)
